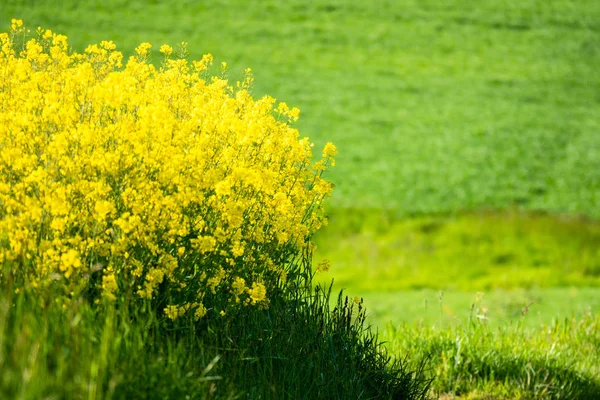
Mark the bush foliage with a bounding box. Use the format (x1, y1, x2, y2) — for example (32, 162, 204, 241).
(0, 20, 336, 319)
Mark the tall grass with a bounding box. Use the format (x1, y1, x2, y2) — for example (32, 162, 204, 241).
(1, 263, 432, 399)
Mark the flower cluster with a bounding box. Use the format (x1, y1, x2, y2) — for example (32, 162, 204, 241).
(0, 20, 336, 319)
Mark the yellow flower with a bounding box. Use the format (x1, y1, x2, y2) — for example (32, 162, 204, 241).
(164, 305, 182, 320)
(323, 142, 338, 159)
(232, 277, 246, 295)
(194, 303, 207, 320)
(134, 42, 152, 56)
(248, 282, 267, 304)
(159, 44, 173, 56)
(192, 236, 217, 254)
(94, 200, 115, 222)
(59, 249, 81, 278)
(316, 259, 331, 273)
(102, 272, 118, 301)
(11, 19, 23, 30)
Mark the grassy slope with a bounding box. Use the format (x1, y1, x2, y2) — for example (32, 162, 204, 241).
(2, 0, 599, 217)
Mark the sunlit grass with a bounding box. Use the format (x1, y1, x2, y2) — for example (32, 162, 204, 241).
(354, 287, 600, 330)
(315, 210, 600, 292)
(384, 312, 600, 399)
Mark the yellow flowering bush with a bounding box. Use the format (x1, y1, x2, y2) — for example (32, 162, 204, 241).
(0, 20, 336, 319)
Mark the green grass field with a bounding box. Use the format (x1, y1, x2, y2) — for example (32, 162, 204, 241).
(2, 0, 600, 398)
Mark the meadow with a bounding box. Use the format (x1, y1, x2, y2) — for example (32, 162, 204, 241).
(1, 0, 599, 398)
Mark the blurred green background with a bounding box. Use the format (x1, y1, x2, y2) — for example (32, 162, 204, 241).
(2, 0, 599, 328)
